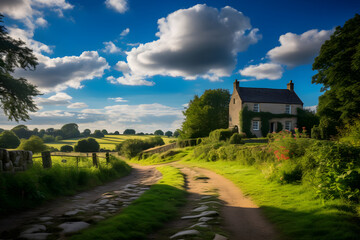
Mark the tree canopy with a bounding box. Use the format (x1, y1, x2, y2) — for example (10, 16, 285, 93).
(61, 123, 80, 139)
(0, 14, 40, 121)
(165, 131, 173, 137)
(180, 89, 230, 138)
(74, 138, 100, 152)
(154, 129, 164, 136)
(123, 129, 136, 135)
(17, 135, 47, 153)
(0, 130, 20, 148)
(312, 14, 360, 136)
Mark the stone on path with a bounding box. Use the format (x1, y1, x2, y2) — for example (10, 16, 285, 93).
(58, 222, 90, 234)
(192, 205, 209, 212)
(201, 201, 222, 205)
(64, 209, 82, 216)
(199, 217, 214, 222)
(38, 217, 53, 222)
(213, 233, 228, 240)
(170, 230, 200, 239)
(91, 215, 105, 222)
(189, 222, 209, 229)
(21, 225, 46, 234)
(20, 233, 51, 240)
(181, 211, 218, 219)
(201, 195, 213, 200)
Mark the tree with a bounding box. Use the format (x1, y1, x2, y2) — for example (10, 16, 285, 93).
(60, 145, 73, 152)
(82, 129, 91, 137)
(0, 15, 40, 121)
(61, 123, 80, 139)
(181, 89, 230, 138)
(173, 129, 180, 138)
(0, 130, 20, 148)
(17, 135, 47, 153)
(92, 130, 104, 138)
(312, 14, 360, 137)
(11, 125, 32, 139)
(74, 138, 100, 152)
(154, 130, 164, 135)
(123, 129, 136, 135)
(165, 131, 173, 137)
(114, 131, 120, 135)
(42, 134, 55, 143)
(101, 129, 108, 135)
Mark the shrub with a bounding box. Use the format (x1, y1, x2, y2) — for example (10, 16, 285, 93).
(60, 145, 74, 152)
(0, 130, 20, 148)
(154, 129, 164, 135)
(176, 139, 197, 148)
(311, 125, 322, 139)
(123, 129, 136, 135)
(17, 136, 47, 153)
(74, 138, 100, 152)
(55, 136, 63, 141)
(209, 129, 233, 142)
(196, 138, 202, 145)
(121, 137, 165, 158)
(229, 133, 243, 144)
(91, 130, 104, 138)
(42, 134, 55, 143)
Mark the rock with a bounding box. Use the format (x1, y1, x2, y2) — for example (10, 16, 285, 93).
(43, 221, 54, 226)
(91, 215, 105, 222)
(213, 234, 228, 240)
(181, 211, 218, 219)
(189, 223, 209, 228)
(125, 184, 137, 189)
(39, 217, 53, 222)
(170, 230, 200, 239)
(21, 225, 46, 234)
(0, 149, 9, 162)
(201, 195, 213, 199)
(58, 222, 90, 234)
(64, 209, 82, 216)
(129, 196, 139, 201)
(198, 217, 214, 222)
(201, 201, 222, 205)
(98, 199, 109, 205)
(105, 204, 115, 208)
(192, 205, 209, 212)
(3, 161, 14, 172)
(19, 233, 51, 240)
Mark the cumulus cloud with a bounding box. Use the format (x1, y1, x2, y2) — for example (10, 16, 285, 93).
(108, 97, 128, 102)
(107, 75, 154, 86)
(114, 61, 131, 73)
(105, 0, 128, 13)
(67, 102, 88, 109)
(120, 28, 130, 37)
(112, 4, 260, 85)
(32, 110, 74, 117)
(103, 41, 122, 54)
(267, 29, 334, 67)
(35, 92, 72, 105)
(239, 63, 283, 80)
(304, 105, 317, 113)
(15, 51, 110, 92)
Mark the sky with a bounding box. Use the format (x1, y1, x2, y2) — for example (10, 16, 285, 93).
(0, 0, 359, 133)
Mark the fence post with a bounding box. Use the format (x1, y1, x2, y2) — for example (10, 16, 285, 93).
(76, 156, 79, 169)
(41, 151, 52, 168)
(106, 152, 110, 164)
(92, 153, 98, 167)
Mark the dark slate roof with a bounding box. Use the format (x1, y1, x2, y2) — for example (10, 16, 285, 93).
(237, 87, 303, 105)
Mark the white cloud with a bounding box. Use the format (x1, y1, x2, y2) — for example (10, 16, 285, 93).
(114, 61, 131, 73)
(120, 28, 130, 37)
(35, 17, 48, 27)
(182, 103, 189, 108)
(35, 92, 72, 105)
(267, 29, 334, 67)
(32, 110, 74, 117)
(103, 41, 122, 54)
(67, 102, 88, 109)
(304, 105, 317, 113)
(105, 0, 128, 13)
(107, 75, 155, 86)
(239, 63, 283, 80)
(15, 51, 110, 92)
(113, 4, 260, 86)
(108, 97, 128, 102)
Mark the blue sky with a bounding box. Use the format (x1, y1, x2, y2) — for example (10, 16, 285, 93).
(0, 0, 359, 133)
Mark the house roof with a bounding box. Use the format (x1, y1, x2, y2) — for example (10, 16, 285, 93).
(237, 87, 303, 105)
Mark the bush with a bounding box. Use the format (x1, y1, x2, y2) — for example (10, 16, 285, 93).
(177, 139, 197, 148)
(121, 137, 165, 158)
(91, 130, 104, 138)
(42, 134, 55, 143)
(154, 129, 164, 135)
(74, 138, 100, 152)
(60, 145, 74, 152)
(55, 136, 63, 141)
(229, 133, 243, 144)
(0, 130, 20, 149)
(123, 129, 135, 135)
(17, 136, 47, 153)
(209, 129, 233, 142)
(311, 125, 322, 139)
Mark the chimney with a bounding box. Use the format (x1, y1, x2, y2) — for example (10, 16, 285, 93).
(287, 80, 294, 92)
(233, 79, 239, 92)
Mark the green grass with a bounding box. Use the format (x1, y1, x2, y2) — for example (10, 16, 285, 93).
(46, 135, 174, 151)
(128, 148, 193, 165)
(70, 166, 186, 240)
(0, 156, 131, 214)
(180, 153, 360, 240)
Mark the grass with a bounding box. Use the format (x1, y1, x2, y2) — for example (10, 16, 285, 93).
(0, 155, 131, 214)
(32, 154, 110, 168)
(70, 166, 186, 240)
(180, 151, 360, 240)
(128, 148, 193, 165)
(46, 135, 174, 151)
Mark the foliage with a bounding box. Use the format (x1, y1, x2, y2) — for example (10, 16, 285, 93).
(165, 130, 173, 137)
(296, 108, 319, 136)
(229, 133, 243, 144)
(339, 118, 360, 146)
(312, 14, 360, 137)
(114, 131, 119, 135)
(181, 89, 230, 139)
(101, 129, 108, 135)
(42, 134, 55, 143)
(154, 129, 164, 135)
(82, 129, 91, 137)
(11, 125, 32, 139)
(61, 123, 80, 139)
(17, 135, 47, 153)
(176, 138, 197, 148)
(92, 130, 104, 138)
(173, 129, 180, 138)
(60, 145, 73, 152)
(123, 129, 135, 135)
(0, 15, 40, 121)
(120, 137, 165, 158)
(74, 138, 100, 152)
(0, 130, 20, 148)
(209, 128, 233, 142)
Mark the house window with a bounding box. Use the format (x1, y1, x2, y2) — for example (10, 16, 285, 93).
(285, 121, 292, 131)
(285, 105, 291, 114)
(252, 121, 260, 130)
(253, 104, 259, 112)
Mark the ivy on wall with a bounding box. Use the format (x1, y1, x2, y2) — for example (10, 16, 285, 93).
(239, 105, 294, 137)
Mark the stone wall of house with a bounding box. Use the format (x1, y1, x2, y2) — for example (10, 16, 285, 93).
(229, 89, 242, 131)
(243, 102, 303, 115)
(0, 149, 33, 173)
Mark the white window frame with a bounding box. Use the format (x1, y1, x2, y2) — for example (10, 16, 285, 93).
(285, 121, 292, 131)
(252, 120, 260, 130)
(285, 104, 291, 114)
(253, 104, 260, 112)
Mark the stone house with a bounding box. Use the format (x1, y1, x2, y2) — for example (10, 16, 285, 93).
(229, 79, 303, 137)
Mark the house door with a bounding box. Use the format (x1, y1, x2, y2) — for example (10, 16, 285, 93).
(270, 122, 276, 133)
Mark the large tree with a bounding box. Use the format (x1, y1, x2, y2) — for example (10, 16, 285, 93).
(0, 15, 40, 121)
(312, 14, 360, 137)
(61, 123, 80, 139)
(181, 89, 230, 138)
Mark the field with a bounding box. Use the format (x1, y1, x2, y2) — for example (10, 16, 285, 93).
(46, 135, 174, 151)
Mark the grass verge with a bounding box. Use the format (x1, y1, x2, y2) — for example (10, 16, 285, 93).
(0, 156, 131, 214)
(70, 166, 186, 240)
(128, 148, 193, 165)
(181, 155, 360, 240)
